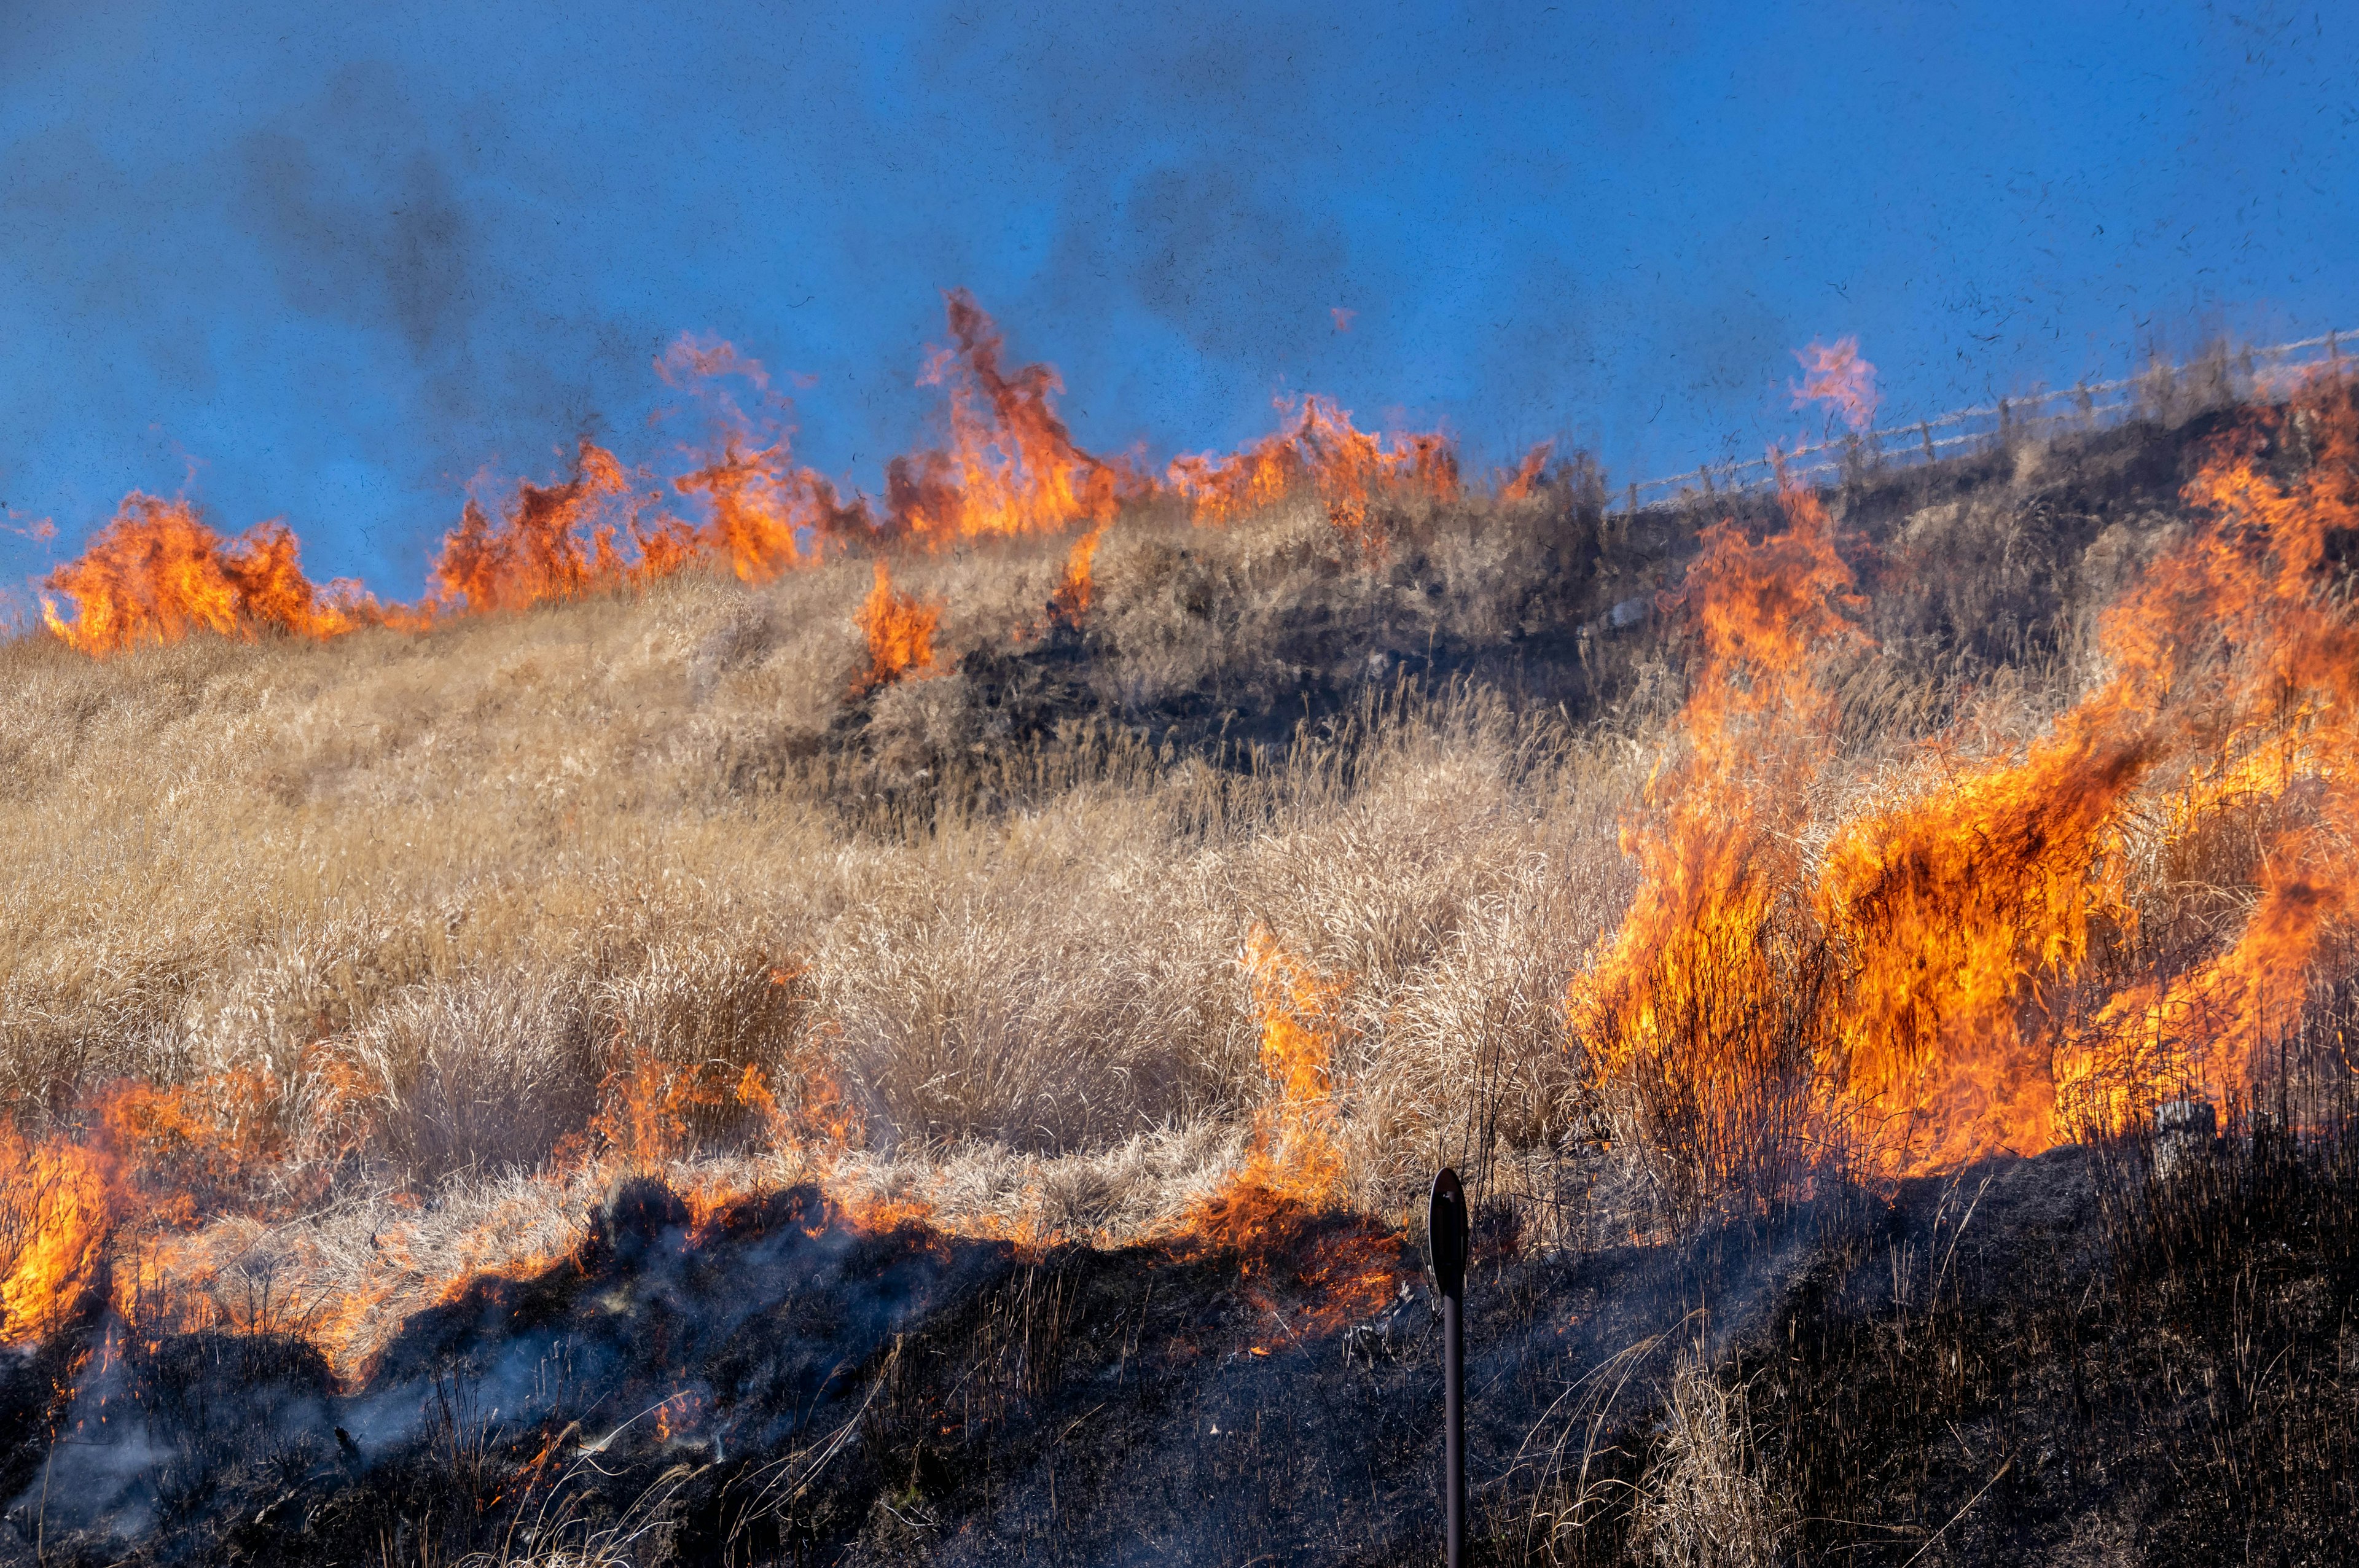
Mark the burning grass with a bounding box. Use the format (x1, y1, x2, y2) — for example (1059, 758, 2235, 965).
(4, 340, 2358, 1562)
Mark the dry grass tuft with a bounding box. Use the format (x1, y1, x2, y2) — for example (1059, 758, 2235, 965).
(1630, 1349, 1791, 1568)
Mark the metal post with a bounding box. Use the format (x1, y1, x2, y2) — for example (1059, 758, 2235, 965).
(1430, 1169, 1470, 1568)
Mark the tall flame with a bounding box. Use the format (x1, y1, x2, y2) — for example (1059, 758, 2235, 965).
(1238, 922, 1348, 1205)
(31, 295, 1479, 662)
(885, 290, 1143, 545)
(657, 332, 877, 580)
(0, 1132, 113, 1346)
(1500, 440, 1554, 502)
(1567, 474, 1864, 1207)
(1046, 517, 1111, 626)
(429, 440, 682, 615)
(1576, 372, 2359, 1194)
(852, 559, 941, 694)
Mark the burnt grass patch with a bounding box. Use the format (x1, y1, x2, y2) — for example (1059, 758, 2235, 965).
(734, 407, 2261, 837)
(2, 1107, 2355, 1566)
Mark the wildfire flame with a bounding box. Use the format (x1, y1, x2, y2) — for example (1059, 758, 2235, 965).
(33, 294, 1464, 662)
(1500, 440, 1554, 502)
(852, 559, 941, 693)
(0, 1132, 112, 1347)
(885, 290, 1143, 546)
(1576, 371, 2359, 1195)
(428, 440, 694, 615)
(1046, 517, 1111, 626)
(17, 341, 2359, 1403)
(1791, 336, 1880, 435)
(1238, 922, 1348, 1206)
(1167, 395, 1458, 543)
(40, 495, 388, 655)
(1154, 926, 1403, 1330)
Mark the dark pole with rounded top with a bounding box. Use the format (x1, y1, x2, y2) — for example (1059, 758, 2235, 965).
(1429, 1168, 1469, 1568)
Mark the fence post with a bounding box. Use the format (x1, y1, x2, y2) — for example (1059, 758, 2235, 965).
(1430, 1169, 1470, 1568)
(1920, 421, 1935, 466)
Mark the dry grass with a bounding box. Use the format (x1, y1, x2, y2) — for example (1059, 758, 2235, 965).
(1629, 1350, 1791, 1568)
(0, 501, 1645, 1237)
(1, 398, 2322, 1263)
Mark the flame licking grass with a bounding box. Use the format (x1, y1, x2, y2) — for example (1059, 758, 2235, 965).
(33, 289, 1458, 658)
(851, 559, 941, 694)
(1166, 394, 1458, 544)
(40, 494, 391, 655)
(659, 332, 878, 579)
(1155, 927, 1402, 1334)
(1576, 370, 2359, 1202)
(885, 289, 1144, 545)
(670, 434, 807, 583)
(1500, 440, 1554, 502)
(1237, 922, 1348, 1206)
(428, 439, 692, 615)
(0, 1132, 112, 1346)
(1046, 517, 1111, 627)
(1567, 472, 1865, 1211)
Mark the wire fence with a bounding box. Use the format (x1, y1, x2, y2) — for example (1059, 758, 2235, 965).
(1622, 326, 2359, 511)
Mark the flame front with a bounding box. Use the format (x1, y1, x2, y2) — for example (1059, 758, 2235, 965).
(1239, 922, 1347, 1206)
(1500, 440, 1554, 502)
(1154, 926, 1402, 1330)
(1167, 395, 1458, 543)
(1047, 517, 1111, 626)
(0, 1132, 113, 1346)
(886, 290, 1143, 545)
(41, 495, 385, 655)
(853, 558, 941, 693)
(1576, 372, 2359, 1195)
(18, 332, 2359, 1402)
(33, 293, 1453, 660)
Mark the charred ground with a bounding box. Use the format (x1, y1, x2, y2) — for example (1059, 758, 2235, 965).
(9, 1106, 2357, 1566)
(773, 405, 2245, 834)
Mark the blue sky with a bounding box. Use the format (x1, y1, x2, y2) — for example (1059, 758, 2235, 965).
(2, 0, 2352, 604)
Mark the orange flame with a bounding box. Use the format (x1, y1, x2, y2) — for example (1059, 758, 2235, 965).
(1500, 440, 1554, 502)
(0, 1132, 113, 1346)
(1577, 371, 2359, 1190)
(428, 440, 691, 615)
(41, 495, 386, 656)
(1047, 517, 1111, 626)
(1237, 922, 1348, 1206)
(34, 294, 1476, 663)
(670, 434, 805, 582)
(657, 333, 878, 579)
(1567, 474, 1865, 1203)
(886, 291, 1143, 546)
(851, 559, 941, 693)
(1167, 395, 1458, 542)
(1792, 336, 1880, 434)
(1154, 926, 1404, 1331)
